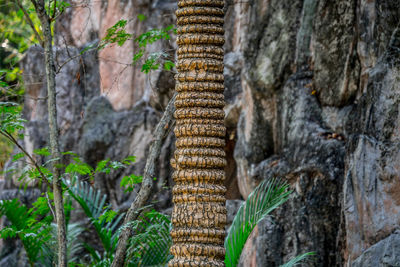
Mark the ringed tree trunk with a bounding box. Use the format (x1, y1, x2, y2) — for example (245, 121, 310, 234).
(170, 0, 227, 266)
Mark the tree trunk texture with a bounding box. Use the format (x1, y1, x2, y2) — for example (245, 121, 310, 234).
(111, 93, 177, 267)
(169, 0, 227, 266)
(32, 1, 68, 266)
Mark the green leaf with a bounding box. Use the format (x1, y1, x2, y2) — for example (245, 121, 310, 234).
(66, 179, 125, 258)
(62, 151, 79, 157)
(225, 178, 292, 267)
(12, 152, 25, 162)
(120, 174, 142, 192)
(95, 159, 110, 173)
(65, 162, 93, 175)
(33, 147, 51, 157)
(280, 252, 316, 267)
(0, 199, 52, 264)
(122, 155, 136, 165)
(137, 14, 147, 22)
(133, 49, 144, 63)
(126, 211, 172, 266)
(80, 43, 97, 55)
(110, 161, 125, 170)
(99, 209, 118, 223)
(164, 60, 175, 71)
(100, 19, 132, 50)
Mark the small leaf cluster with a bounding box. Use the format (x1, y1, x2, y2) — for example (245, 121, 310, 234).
(45, 0, 71, 19)
(120, 173, 142, 193)
(99, 19, 132, 50)
(96, 17, 176, 74)
(134, 24, 175, 73)
(0, 198, 53, 265)
(0, 101, 26, 135)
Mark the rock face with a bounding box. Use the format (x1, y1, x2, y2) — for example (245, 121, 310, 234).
(1, 0, 400, 266)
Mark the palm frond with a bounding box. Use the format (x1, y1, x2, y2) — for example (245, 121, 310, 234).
(280, 252, 316, 267)
(66, 179, 124, 257)
(126, 210, 173, 266)
(40, 222, 85, 266)
(0, 199, 52, 265)
(225, 178, 292, 267)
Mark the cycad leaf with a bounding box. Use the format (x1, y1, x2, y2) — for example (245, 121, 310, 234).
(66, 179, 124, 256)
(40, 222, 84, 266)
(0, 199, 52, 265)
(126, 211, 172, 266)
(280, 252, 316, 267)
(225, 178, 291, 267)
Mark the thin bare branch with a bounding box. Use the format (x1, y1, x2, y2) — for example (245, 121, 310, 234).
(111, 93, 177, 267)
(0, 130, 51, 187)
(14, 0, 44, 46)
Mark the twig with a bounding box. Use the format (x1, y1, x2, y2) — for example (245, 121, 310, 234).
(52, 0, 56, 20)
(46, 191, 56, 218)
(111, 92, 177, 267)
(56, 53, 82, 74)
(14, 0, 44, 46)
(0, 130, 51, 187)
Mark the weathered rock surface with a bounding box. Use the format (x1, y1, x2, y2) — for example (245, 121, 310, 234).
(1, 0, 400, 266)
(352, 231, 400, 267)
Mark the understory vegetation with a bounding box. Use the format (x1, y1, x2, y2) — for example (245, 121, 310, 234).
(0, 1, 314, 266)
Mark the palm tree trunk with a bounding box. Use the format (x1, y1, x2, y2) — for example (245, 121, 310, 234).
(169, 0, 227, 266)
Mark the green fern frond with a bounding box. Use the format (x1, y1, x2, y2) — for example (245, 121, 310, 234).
(126, 210, 172, 266)
(0, 199, 52, 265)
(40, 222, 85, 266)
(225, 178, 292, 267)
(66, 179, 124, 257)
(280, 252, 316, 267)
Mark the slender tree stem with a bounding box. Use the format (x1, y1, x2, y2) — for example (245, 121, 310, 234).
(111, 93, 177, 267)
(30, 0, 68, 265)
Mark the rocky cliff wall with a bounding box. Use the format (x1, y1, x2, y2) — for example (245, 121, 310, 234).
(1, 0, 399, 266)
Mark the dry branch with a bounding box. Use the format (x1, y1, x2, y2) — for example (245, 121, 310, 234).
(111, 92, 177, 267)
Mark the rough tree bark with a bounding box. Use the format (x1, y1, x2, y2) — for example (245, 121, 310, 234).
(30, 1, 67, 266)
(169, 0, 227, 266)
(111, 93, 177, 267)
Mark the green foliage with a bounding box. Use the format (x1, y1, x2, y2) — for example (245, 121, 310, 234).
(99, 19, 176, 73)
(46, 0, 71, 18)
(225, 178, 292, 267)
(280, 252, 316, 267)
(0, 0, 39, 102)
(0, 101, 26, 134)
(137, 14, 147, 22)
(0, 0, 39, 64)
(41, 222, 85, 266)
(126, 210, 173, 266)
(99, 19, 132, 49)
(66, 179, 124, 261)
(134, 25, 175, 73)
(164, 60, 175, 71)
(224, 178, 314, 267)
(65, 156, 94, 177)
(99, 209, 118, 224)
(34, 147, 51, 157)
(0, 133, 14, 168)
(135, 24, 174, 48)
(0, 194, 85, 266)
(120, 174, 143, 193)
(0, 198, 53, 265)
(0, 101, 25, 171)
